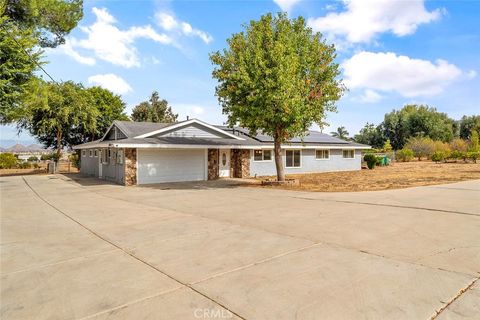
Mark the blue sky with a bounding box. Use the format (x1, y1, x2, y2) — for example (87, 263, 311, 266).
(2, 0, 479, 146)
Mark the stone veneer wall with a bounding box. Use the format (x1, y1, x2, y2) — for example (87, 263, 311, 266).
(230, 149, 250, 178)
(124, 148, 137, 186)
(208, 149, 219, 180)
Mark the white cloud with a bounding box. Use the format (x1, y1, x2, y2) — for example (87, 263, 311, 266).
(55, 38, 96, 65)
(467, 70, 477, 79)
(308, 0, 443, 44)
(359, 89, 382, 103)
(157, 12, 178, 31)
(192, 106, 205, 115)
(342, 51, 463, 97)
(87, 73, 132, 95)
(155, 12, 213, 44)
(273, 0, 302, 12)
(57, 7, 172, 68)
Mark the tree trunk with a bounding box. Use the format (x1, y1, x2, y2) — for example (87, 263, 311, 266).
(56, 129, 62, 163)
(274, 134, 285, 182)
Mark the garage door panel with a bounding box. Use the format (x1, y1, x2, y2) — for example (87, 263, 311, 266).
(138, 149, 206, 184)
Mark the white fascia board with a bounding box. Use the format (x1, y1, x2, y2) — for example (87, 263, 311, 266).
(83, 143, 370, 150)
(73, 142, 120, 149)
(133, 119, 244, 140)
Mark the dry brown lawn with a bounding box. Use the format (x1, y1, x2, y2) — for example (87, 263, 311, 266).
(256, 161, 480, 192)
(0, 168, 48, 176)
(0, 162, 78, 177)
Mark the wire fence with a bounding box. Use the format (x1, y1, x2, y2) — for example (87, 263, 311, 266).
(0, 160, 79, 177)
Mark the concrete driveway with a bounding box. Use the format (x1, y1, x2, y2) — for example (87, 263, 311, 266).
(1, 175, 479, 319)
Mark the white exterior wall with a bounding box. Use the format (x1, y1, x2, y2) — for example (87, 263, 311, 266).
(79, 148, 125, 184)
(249, 149, 362, 176)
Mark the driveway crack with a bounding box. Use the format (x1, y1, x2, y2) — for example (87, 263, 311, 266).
(289, 196, 480, 217)
(21, 177, 247, 320)
(430, 277, 479, 319)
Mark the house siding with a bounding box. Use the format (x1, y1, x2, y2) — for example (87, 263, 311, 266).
(157, 123, 227, 139)
(79, 148, 125, 185)
(249, 149, 362, 177)
(80, 149, 98, 177)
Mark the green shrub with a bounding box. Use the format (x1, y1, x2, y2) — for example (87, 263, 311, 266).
(364, 153, 378, 169)
(40, 153, 59, 161)
(431, 151, 446, 163)
(382, 139, 393, 153)
(27, 156, 39, 162)
(396, 148, 414, 162)
(18, 162, 32, 169)
(33, 163, 40, 169)
(468, 151, 480, 163)
(69, 152, 80, 169)
(0, 153, 18, 169)
(448, 150, 464, 161)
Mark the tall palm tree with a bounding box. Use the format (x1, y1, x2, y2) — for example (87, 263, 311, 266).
(331, 126, 350, 140)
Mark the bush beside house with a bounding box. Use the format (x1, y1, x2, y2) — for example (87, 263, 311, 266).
(0, 153, 18, 169)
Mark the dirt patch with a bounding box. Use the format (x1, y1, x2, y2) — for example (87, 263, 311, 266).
(0, 168, 48, 177)
(255, 161, 480, 192)
(0, 162, 78, 177)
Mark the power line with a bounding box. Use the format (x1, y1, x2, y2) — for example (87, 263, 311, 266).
(2, 22, 57, 83)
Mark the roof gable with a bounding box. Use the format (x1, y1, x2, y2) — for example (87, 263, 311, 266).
(101, 123, 128, 141)
(134, 119, 244, 140)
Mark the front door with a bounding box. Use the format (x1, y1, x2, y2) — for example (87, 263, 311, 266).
(219, 149, 230, 178)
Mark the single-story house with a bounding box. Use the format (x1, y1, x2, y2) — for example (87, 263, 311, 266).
(73, 119, 370, 185)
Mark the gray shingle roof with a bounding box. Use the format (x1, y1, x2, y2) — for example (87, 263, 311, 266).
(113, 120, 179, 138)
(75, 120, 370, 149)
(216, 126, 365, 146)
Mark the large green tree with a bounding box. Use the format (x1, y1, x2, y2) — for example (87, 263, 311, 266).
(381, 105, 455, 150)
(459, 115, 480, 140)
(86, 86, 129, 140)
(131, 91, 178, 123)
(2, 0, 83, 47)
(354, 123, 385, 148)
(0, 16, 41, 123)
(19, 85, 128, 149)
(210, 13, 344, 181)
(64, 86, 129, 146)
(18, 80, 98, 160)
(0, 0, 83, 123)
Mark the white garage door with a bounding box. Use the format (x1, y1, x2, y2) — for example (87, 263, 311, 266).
(138, 149, 206, 184)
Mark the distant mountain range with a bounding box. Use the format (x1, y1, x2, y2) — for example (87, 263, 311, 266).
(0, 143, 47, 153)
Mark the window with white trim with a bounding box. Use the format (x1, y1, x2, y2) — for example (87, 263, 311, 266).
(343, 150, 355, 159)
(89, 150, 93, 157)
(82, 150, 86, 157)
(253, 149, 272, 161)
(286, 150, 301, 167)
(94, 149, 98, 157)
(315, 149, 330, 160)
(117, 149, 124, 164)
